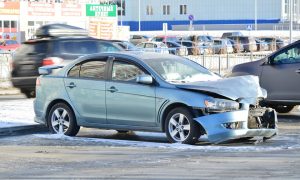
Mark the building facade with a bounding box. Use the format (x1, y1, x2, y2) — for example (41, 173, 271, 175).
(1, 0, 300, 41)
(120, 0, 288, 31)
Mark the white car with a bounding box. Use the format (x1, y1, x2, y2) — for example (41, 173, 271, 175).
(136, 42, 169, 54)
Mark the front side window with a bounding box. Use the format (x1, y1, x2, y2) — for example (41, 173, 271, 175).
(180, 5, 187, 15)
(112, 61, 145, 82)
(273, 45, 300, 64)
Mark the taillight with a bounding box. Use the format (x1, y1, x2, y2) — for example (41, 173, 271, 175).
(42, 57, 63, 66)
(36, 77, 40, 87)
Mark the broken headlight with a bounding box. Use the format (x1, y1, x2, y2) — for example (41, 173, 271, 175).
(204, 98, 240, 112)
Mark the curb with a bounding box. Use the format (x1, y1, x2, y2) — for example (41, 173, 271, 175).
(0, 124, 48, 136)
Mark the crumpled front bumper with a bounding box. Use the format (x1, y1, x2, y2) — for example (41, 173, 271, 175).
(194, 108, 278, 143)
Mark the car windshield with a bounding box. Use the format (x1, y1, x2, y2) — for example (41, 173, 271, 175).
(144, 57, 221, 84)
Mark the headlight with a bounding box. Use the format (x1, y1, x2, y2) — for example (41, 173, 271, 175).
(204, 98, 240, 112)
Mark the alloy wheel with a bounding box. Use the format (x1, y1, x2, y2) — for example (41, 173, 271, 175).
(51, 107, 70, 134)
(168, 113, 191, 142)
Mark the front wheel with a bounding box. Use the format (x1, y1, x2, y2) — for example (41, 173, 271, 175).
(165, 107, 201, 145)
(48, 103, 80, 136)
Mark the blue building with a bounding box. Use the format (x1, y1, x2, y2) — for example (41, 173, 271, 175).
(115, 0, 295, 31)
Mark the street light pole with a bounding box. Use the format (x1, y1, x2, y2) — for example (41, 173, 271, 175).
(255, 0, 257, 31)
(290, 0, 293, 43)
(138, 0, 141, 31)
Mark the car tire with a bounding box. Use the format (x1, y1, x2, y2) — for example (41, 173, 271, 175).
(48, 103, 80, 136)
(272, 105, 294, 113)
(165, 107, 201, 145)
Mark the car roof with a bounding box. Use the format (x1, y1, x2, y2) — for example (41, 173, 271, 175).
(78, 51, 178, 62)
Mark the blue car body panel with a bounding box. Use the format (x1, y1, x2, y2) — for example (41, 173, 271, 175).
(194, 106, 278, 143)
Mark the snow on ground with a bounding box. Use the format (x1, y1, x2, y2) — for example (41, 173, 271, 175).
(34, 133, 300, 152)
(0, 99, 36, 128)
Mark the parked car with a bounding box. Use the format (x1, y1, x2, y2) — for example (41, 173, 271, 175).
(164, 41, 188, 56)
(34, 52, 278, 145)
(212, 39, 234, 54)
(136, 42, 169, 54)
(177, 40, 202, 55)
(0, 39, 20, 52)
(229, 40, 300, 113)
(227, 36, 257, 52)
(259, 37, 285, 51)
(255, 39, 269, 51)
(129, 35, 152, 45)
(151, 35, 178, 43)
(191, 35, 213, 54)
(11, 24, 123, 98)
(111, 40, 139, 51)
(221, 32, 243, 39)
(228, 39, 244, 53)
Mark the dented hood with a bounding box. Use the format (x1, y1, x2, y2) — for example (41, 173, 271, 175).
(176, 75, 266, 103)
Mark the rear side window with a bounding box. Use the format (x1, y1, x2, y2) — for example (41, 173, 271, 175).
(132, 35, 141, 39)
(80, 61, 106, 79)
(15, 42, 48, 55)
(68, 60, 107, 80)
(98, 42, 120, 52)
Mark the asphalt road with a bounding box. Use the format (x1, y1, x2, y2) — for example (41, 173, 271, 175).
(0, 116, 299, 179)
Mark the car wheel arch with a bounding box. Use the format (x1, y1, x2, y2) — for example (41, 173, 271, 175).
(161, 102, 204, 133)
(45, 99, 76, 127)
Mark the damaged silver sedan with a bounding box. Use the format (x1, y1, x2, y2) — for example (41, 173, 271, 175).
(34, 52, 277, 145)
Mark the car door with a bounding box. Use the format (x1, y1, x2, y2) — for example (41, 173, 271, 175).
(106, 58, 157, 127)
(260, 43, 300, 101)
(64, 58, 108, 124)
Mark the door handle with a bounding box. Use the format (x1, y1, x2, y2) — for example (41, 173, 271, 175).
(295, 69, 300, 73)
(108, 86, 118, 93)
(66, 82, 76, 88)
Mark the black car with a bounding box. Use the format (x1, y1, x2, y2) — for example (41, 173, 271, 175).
(164, 41, 188, 56)
(11, 24, 123, 98)
(229, 40, 300, 113)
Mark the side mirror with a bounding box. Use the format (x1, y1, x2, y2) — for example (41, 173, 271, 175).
(136, 74, 153, 85)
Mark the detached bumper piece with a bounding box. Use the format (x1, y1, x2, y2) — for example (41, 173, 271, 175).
(194, 107, 278, 143)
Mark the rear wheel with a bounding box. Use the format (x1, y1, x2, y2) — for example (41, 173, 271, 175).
(271, 105, 294, 113)
(48, 103, 80, 136)
(165, 107, 201, 145)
